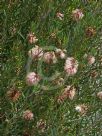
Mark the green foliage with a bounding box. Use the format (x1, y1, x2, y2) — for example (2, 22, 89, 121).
(1, 0, 102, 136)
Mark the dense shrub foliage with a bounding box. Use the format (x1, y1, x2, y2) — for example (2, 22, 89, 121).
(1, 0, 102, 136)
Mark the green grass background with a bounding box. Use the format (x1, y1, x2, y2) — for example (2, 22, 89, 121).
(1, 0, 102, 136)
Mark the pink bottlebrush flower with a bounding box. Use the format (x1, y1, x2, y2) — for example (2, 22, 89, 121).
(27, 32, 38, 44)
(55, 48, 67, 59)
(97, 92, 102, 100)
(72, 9, 84, 21)
(87, 55, 95, 65)
(56, 12, 64, 20)
(43, 51, 57, 64)
(57, 86, 76, 103)
(75, 104, 88, 115)
(28, 45, 43, 60)
(23, 110, 34, 120)
(64, 57, 78, 75)
(26, 72, 40, 86)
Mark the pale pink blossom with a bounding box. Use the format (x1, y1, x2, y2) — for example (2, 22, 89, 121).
(72, 9, 84, 21)
(27, 32, 38, 44)
(55, 48, 67, 59)
(23, 110, 34, 120)
(28, 45, 43, 60)
(43, 51, 57, 64)
(56, 12, 64, 20)
(88, 55, 95, 65)
(64, 57, 78, 75)
(26, 72, 40, 86)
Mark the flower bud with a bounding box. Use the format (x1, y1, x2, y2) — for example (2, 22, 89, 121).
(87, 55, 95, 65)
(97, 92, 102, 100)
(72, 9, 84, 21)
(27, 33, 38, 44)
(56, 12, 64, 20)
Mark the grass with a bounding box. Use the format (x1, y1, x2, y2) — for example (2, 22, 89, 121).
(1, 0, 102, 136)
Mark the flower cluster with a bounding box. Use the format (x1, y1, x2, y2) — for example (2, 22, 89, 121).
(25, 8, 99, 118)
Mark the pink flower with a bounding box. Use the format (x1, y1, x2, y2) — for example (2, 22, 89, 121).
(64, 57, 78, 75)
(23, 110, 34, 120)
(43, 51, 57, 64)
(26, 72, 40, 86)
(27, 32, 38, 44)
(72, 9, 84, 21)
(88, 55, 95, 65)
(56, 12, 64, 20)
(55, 48, 67, 59)
(28, 45, 43, 60)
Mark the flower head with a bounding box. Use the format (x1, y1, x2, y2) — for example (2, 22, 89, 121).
(64, 57, 78, 75)
(27, 32, 38, 44)
(26, 72, 40, 86)
(28, 45, 43, 60)
(56, 12, 64, 20)
(7, 89, 20, 102)
(43, 51, 57, 64)
(72, 9, 84, 21)
(57, 86, 76, 103)
(23, 110, 34, 120)
(55, 48, 67, 59)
